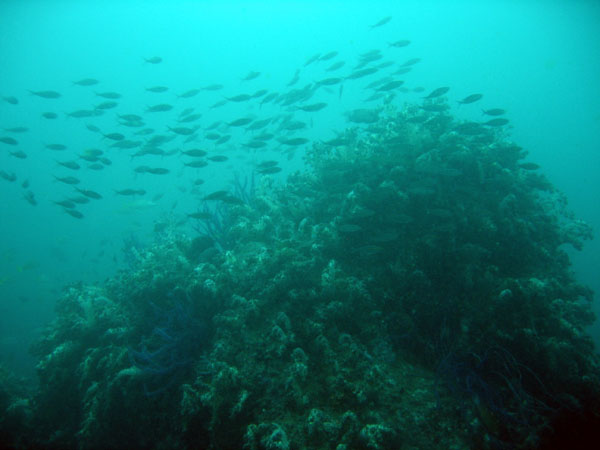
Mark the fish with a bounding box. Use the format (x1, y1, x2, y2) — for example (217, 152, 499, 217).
(345, 67, 378, 80)
(29, 90, 61, 99)
(23, 191, 37, 206)
(400, 58, 421, 67)
(246, 118, 272, 131)
(146, 104, 173, 112)
(0, 137, 18, 145)
(168, 126, 198, 135)
(243, 140, 268, 149)
(53, 200, 76, 209)
(420, 103, 448, 112)
(210, 99, 227, 109)
(95, 101, 118, 110)
(251, 89, 268, 98)
(325, 61, 345, 72)
(2, 96, 18, 104)
(482, 108, 506, 116)
(146, 86, 169, 93)
(184, 160, 208, 168)
(56, 160, 80, 170)
(376, 80, 404, 91)
(201, 84, 224, 91)
(369, 16, 392, 29)
(21, 179, 29, 188)
(95, 91, 121, 99)
(46, 143, 67, 150)
(257, 160, 279, 168)
(297, 102, 327, 112)
(316, 77, 343, 86)
(281, 137, 309, 146)
(227, 117, 254, 127)
(216, 135, 231, 145)
(320, 51, 338, 61)
(144, 56, 162, 64)
(423, 87, 450, 99)
(4, 127, 29, 133)
(42, 112, 58, 119)
(203, 190, 231, 201)
(115, 189, 146, 196)
(242, 71, 260, 81)
(63, 209, 84, 219)
(257, 166, 282, 174)
(73, 78, 99, 86)
(304, 53, 321, 66)
(75, 188, 102, 199)
(0, 171, 17, 182)
(134, 128, 155, 135)
(483, 118, 509, 127)
(207, 155, 228, 162)
(178, 113, 202, 123)
(205, 133, 221, 140)
(9, 150, 27, 159)
(226, 94, 252, 102)
(178, 89, 200, 98)
(389, 40, 410, 48)
(260, 92, 278, 105)
(119, 114, 143, 122)
(458, 94, 483, 104)
(103, 132, 125, 141)
(145, 167, 170, 175)
(111, 140, 141, 149)
(66, 109, 100, 118)
(181, 149, 207, 157)
(53, 175, 80, 185)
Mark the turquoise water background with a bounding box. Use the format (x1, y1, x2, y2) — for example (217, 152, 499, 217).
(1, 0, 599, 378)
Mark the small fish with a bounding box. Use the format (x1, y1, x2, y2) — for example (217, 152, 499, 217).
(184, 160, 208, 168)
(0, 170, 17, 182)
(86, 124, 101, 133)
(297, 102, 327, 112)
(73, 78, 99, 86)
(103, 132, 125, 141)
(242, 71, 260, 81)
(483, 118, 509, 127)
(210, 99, 227, 109)
(376, 80, 404, 91)
(88, 163, 104, 170)
(400, 58, 421, 67)
(23, 191, 37, 206)
(2, 96, 18, 104)
(388, 40, 410, 48)
(304, 53, 321, 67)
(316, 77, 343, 86)
(29, 90, 61, 99)
(287, 69, 301, 86)
(115, 189, 146, 196)
(95, 91, 121, 99)
(56, 160, 80, 170)
(95, 101, 118, 110)
(458, 94, 483, 104)
(146, 104, 173, 112)
(243, 140, 267, 149)
(482, 108, 506, 116)
(203, 190, 231, 201)
(168, 126, 198, 135)
(181, 149, 207, 157)
(53, 175, 80, 185)
(76, 188, 102, 199)
(326, 61, 345, 72)
(345, 67, 378, 80)
(54, 199, 76, 209)
(281, 137, 309, 146)
(0, 137, 18, 145)
(10, 150, 27, 159)
(64, 209, 84, 219)
(319, 51, 338, 61)
(423, 87, 450, 99)
(46, 143, 67, 150)
(42, 112, 58, 119)
(226, 94, 252, 102)
(257, 166, 282, 174)
(178, 113, 202, 123)
(66, 109, 100, 118)
(369, 16, 392, 29)
(119, 114, 143, 122)
(4, 126, 29, 133)
(178, 89, 200, 98)
(251, 89, 268, 98)
(145, 167, 170, 175)
(207, 155, 228, 162)
(144, 56, 162, 64)
(146, 86, 169, 93)
(228, 117, 254, 127)
(21, 179, 29, 188)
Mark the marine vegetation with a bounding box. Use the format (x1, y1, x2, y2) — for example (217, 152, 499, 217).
(2, 100, 599, 449)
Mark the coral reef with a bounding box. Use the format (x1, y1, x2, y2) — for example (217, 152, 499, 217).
(2, 103, 599, 449)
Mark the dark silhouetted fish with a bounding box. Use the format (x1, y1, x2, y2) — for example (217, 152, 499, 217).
(146, 104, 173, 112)
(326, 61, 345, 72)
(482, 108, 506, 116)
(0, 137, 18, 145)
(483, 118, 509, 127)
(29, 90, 61, 99)
(95, 91, 121, 99)
(297, 102, 327, 112)
(226, 94, 252, 102)
(42, 112, 58, 119)
(370, 16, 392, 29)
(2, 96, 18, 104)
(72, 78, 99, 86)
(178, 89, 200, 98)
(423, 87, 450, 99)
(76, 188, 102, 199)
(242, 71, 260, 81)
(144, 56, 162, 64)
(458, 94, 483, 104)
(389, 40, 410, 48)
(146, 86, 169, 93)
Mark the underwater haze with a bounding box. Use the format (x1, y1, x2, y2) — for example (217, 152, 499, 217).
(1, 0, 600, 448)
